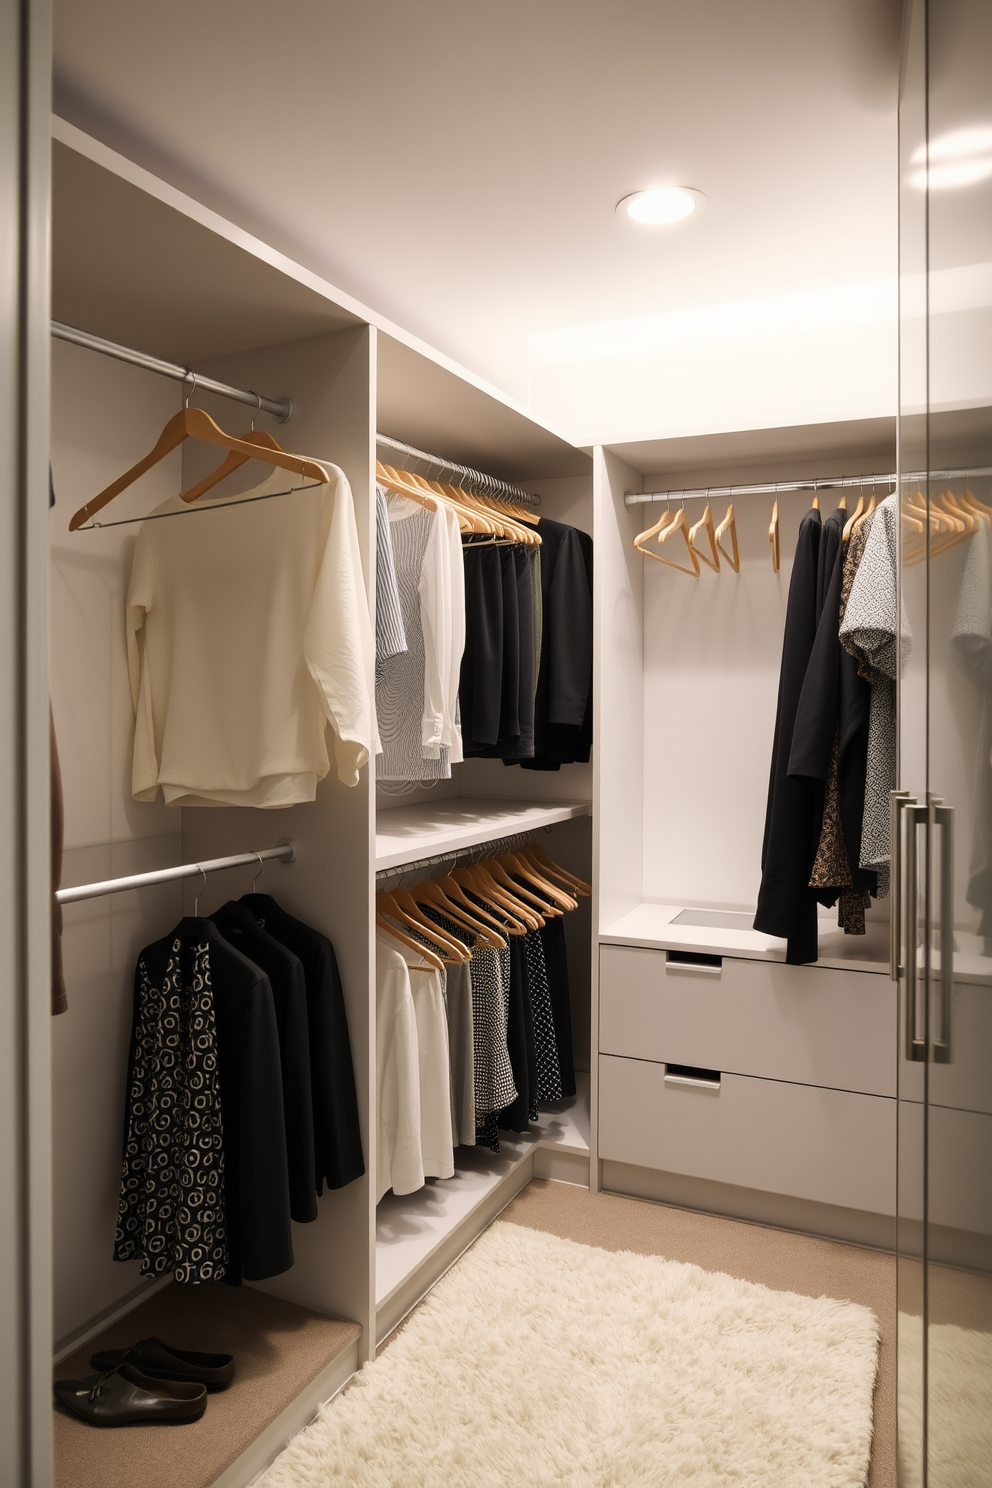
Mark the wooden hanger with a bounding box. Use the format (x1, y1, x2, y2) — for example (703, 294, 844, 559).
(376, 913, 444, 972)
(410, 880, 506, 948)
(634, 506, 700, 576)
(714, 501, 740, 573)
(387, 888, 472, 962)
(376, 891, 467, 965)
(522, 843, 591, 897)
(450, 866, 531, 933)
(842, 494, 865, 543)
(486, 860, 555, 918)
(853, 491, 878, 534)
(769, 500, 780, 572)
(434, 874, 514, 936)
(376, 461, 439, 512)
(405, 472, 491, 535)
(499, 851, 577, 910)
(688, 503, 720, 572)
(471, 864, 544, 929)
(70, 407, 330, 531)
(178, 428, 286, 504)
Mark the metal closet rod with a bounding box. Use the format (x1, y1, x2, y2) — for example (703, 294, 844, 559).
(375, 826, 552, 884)
(51, 321, 293, 423)
(57, 840, 297, 906)
(623, 465, 992, 507)
(376, 432, 540, 507)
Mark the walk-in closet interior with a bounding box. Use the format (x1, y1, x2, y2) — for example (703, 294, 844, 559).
(1, 0, 989, 1484)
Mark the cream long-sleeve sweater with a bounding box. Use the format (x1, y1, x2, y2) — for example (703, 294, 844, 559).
(127, 463, 377, 807)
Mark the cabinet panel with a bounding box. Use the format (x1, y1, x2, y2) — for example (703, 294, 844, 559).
(600, 944, 896, 1096)
(598, 1053, 896, 1216)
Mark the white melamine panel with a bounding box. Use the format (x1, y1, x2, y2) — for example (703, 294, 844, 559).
(929, 981, 992, 1117)
(50, 340, 189, 1345)
(599, 945, 897, 1096)
(375, 798, 589, 870)
(598, 1054, 896, 1216)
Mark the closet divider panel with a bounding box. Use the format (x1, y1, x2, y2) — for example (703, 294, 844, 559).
(179, 325, 377, 1356)
(591, 448, 645, 1190)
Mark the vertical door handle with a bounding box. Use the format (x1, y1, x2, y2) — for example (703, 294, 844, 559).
(933, 804, 954, 1063)
(904, 802, 928, 1062)
(890, 791, 915, 982)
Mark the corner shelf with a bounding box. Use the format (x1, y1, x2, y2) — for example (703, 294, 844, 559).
(375, 796, 590, 872)
(374, 1075, 590, 1344)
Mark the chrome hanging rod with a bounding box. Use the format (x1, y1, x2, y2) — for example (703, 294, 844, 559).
(624, 465, 992, 507)
(375, 827, 552, 884)
(51, 321, 293, 423)
(376, 432, 540, 507)
(57, 840, 297, 906)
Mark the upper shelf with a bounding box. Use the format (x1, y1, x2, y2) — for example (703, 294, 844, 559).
(375, 797, 590, 872)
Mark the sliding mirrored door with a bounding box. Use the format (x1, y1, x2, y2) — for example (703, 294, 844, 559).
(897, 0, 992, 1481)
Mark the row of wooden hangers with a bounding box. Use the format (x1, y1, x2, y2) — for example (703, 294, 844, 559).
(69, 393, 330, 532)
(902, 486, 992, 566)
(376, 843, 590, 971)
(376, 461, 541, 546)
(634, 485, 889, 577)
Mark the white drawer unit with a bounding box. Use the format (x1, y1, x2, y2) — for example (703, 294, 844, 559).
(599, 944, 896, 1097)
(598, 1054, 896, 1217)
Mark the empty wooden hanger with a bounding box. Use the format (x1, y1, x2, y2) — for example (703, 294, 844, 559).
(634, 504, 700, 576)
(688, 503, 720, 572)
(376, 891, 468, 965)
(769, 500, 780, 572)
(522, 843, 591, 897)
(450, 866, 532, 933)
(434, 873, 514, 936)
(714, 501, 740, 572)
(70, 405, 331, 531)
(470, 864, 544, 929)
(486, 860, 557, 918)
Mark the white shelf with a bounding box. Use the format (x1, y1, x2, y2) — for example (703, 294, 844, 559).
(375, 796, 590, 871)
(601, 901, 891, 974)
(375, 1075, 590, 1318)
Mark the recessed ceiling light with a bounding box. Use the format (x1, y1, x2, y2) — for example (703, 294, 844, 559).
(617, 186, 704, 225)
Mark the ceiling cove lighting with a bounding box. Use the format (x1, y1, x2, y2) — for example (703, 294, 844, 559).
(617, 186, 704, 224)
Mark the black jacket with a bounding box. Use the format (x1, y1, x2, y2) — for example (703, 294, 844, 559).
(242, 895, 365, 1193)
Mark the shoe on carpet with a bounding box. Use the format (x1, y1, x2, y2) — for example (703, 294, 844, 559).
(54, 1363, 208, 1426)
(89, 1336, 235, 1390)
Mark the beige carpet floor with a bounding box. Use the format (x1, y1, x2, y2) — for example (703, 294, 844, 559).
(53, 1282, 359, 1488)
(500, 1179, 897, 1488)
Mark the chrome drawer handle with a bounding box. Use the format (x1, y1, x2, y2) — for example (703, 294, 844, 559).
(664, 1063, 721, 1090)
(665, 952, 722, 978)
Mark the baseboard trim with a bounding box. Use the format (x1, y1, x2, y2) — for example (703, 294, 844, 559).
(53, 1275, 172, 1364)
(602, 1159, 897, 1252)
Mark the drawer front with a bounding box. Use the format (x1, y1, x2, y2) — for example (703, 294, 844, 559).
(599, 944, 896, 1096)
(599, 1053, 896, 1216)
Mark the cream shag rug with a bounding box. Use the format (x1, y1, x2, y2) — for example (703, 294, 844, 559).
(897, 1315, 992, 1488)
(259, 1221, 878, 1488)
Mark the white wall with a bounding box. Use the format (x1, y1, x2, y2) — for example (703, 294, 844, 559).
(50, 339, 184, 1347)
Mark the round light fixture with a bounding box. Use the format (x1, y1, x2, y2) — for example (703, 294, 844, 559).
(617, 186, 704, 224)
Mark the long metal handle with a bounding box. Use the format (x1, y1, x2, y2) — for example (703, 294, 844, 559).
(890, 791, 914, 981)
(934, 804, 954, 1063)
(904, 804, 928, 1061)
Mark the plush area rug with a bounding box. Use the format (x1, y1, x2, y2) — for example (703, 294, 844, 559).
(258, 1220, 879, 1487)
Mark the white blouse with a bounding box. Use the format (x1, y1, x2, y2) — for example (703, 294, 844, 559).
(127, 463, 377, 807)
(375, 934, 424, 1202)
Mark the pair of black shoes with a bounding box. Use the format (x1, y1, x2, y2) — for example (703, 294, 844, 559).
(54, 1337, 235, 1427)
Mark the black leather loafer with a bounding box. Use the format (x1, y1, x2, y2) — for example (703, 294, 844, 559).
(89, 1336, 235, 1391)
(54, 1363, 207, 1425)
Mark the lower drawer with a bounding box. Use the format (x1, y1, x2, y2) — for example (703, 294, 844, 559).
(599, 1054, 896, 1216)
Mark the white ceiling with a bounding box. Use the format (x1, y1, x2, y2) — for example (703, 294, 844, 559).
(53, 0, 902, 445)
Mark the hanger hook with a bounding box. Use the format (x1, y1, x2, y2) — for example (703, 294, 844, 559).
(249, 390, 262, 432)
(193, 865, 207, 915)
(184, 370, 198, 410)
(250, 851, 265, 892)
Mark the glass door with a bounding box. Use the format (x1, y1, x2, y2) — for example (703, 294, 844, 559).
(897, 1, 992, 1482)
